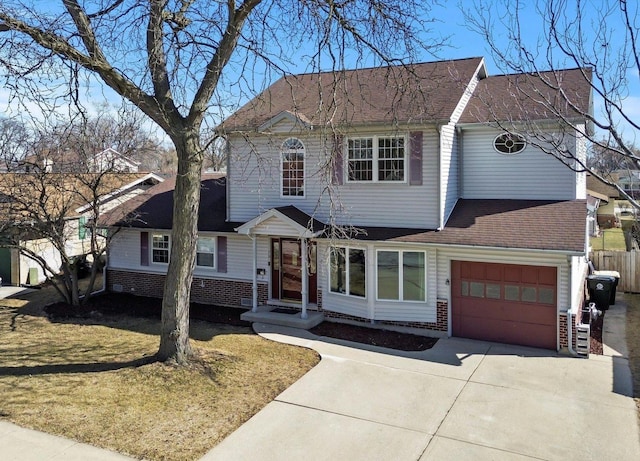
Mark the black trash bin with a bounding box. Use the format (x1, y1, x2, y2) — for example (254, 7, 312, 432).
(587, 274, 616, 311)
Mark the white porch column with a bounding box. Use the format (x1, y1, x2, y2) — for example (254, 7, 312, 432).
(301, 238, 308, 319)
(251, 235, 258, 312)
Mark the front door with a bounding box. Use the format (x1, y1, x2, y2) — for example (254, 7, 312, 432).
(271, 238, 317, 303)
(281, 239, 302, 301)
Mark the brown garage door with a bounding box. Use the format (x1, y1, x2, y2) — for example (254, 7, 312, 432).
(451, 261, 557, 349)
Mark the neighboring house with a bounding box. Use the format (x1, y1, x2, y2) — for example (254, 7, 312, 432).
(19, 147, 141, 173)
(611, 168, 640, 198)
(587, 173, 621, 232)
(0, 172, 163, 285)
(106, 57, 592, 353)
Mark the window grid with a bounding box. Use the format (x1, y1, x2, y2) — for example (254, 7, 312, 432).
(347, 136, 405, 182)
(152, 234, 170, 264)
(281, 138, 305, 197)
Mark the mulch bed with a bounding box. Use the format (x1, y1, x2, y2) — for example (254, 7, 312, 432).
(44, 293, 437, 351)
(44, 293, 252, 327)
(310, 321, 438, 351)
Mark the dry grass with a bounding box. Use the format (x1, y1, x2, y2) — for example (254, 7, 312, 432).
(626, 294, 640, 419)
(0, 287, 319, 460)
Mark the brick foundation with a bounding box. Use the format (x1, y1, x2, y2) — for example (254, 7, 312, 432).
(317, 289, 449, 334)
(107, 269, 268, 307)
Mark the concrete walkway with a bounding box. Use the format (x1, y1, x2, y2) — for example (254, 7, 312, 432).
(0, 421, 133, 461)
(203, 301, 640, 461)
(1, 299, 639, 460)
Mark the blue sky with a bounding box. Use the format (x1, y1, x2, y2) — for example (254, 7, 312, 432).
(1, 0, 638, 142)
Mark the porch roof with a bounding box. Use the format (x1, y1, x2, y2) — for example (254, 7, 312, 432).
(235, 206, 326, 238)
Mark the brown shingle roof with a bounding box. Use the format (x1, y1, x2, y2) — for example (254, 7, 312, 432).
(104, 174, 239, 232)
(220, 57, 484, 131)
(586, 173, 620, 199)
(353, 199, 586, 252)
(460, 68, 592, 124)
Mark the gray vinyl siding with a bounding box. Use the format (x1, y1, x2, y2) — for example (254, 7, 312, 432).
(108, 229, 266, 282)
(440, 123, 458, 225)
(460, 128, 578, 200)
(228, 126, 440, 228)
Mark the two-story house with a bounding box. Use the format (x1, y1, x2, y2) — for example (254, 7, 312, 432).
(106, 57, 591, 352)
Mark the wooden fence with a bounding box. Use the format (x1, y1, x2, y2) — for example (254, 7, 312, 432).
(590, 250, 640, 293)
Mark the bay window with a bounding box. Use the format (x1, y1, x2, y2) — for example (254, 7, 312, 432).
(330, 247, 366, 297)
(377, 250, 426, 301)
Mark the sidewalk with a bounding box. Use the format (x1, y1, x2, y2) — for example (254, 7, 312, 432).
(0, 420, 134, 461)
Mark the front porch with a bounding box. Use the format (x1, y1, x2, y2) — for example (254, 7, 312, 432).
(241, 304, 324, 329)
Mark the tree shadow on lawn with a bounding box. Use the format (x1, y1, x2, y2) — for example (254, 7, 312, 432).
(37, 292, 254, 342)
(0, 356, 156, 377)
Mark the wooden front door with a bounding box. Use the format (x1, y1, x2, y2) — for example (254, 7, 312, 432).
(271, 238, 317, 303)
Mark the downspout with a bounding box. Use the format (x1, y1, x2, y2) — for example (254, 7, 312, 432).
(436, 124, 443, 230)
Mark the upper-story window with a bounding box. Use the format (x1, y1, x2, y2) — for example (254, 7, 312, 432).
(347, 135, 406, 182)
(493, 133, 526, 154)
(281, 138, 305, 197)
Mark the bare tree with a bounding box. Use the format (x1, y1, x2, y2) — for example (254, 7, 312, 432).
(0, 163, 140, 307)
(0, 117, 31, 171)
(0, 0, 441, 364)
(464, 0, 640, 206)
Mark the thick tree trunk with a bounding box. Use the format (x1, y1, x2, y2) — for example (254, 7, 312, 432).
(157, 129, 204, 364)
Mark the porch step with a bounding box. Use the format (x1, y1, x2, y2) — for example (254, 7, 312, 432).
(241, 309, 324, 330)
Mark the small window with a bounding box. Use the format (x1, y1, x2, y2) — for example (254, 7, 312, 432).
(330, 247, 366, 298)
(493, 133, 526, 154)
(281, 138, 305, 197)
(152, 234, 170, 264)
(196, 236, 216, 268)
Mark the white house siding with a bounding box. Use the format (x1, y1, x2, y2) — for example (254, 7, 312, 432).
(460, 128, 578, 200)
(440, 123, 458, 226)
(20, 238, 61, 284)
(570, 255, 588, 312)
(108, 229, 266, 283)
(228, 125, 441, 229)
(317, 241, 438, 323)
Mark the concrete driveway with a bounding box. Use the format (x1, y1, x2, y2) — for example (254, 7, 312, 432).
(204, 306, 640, 461)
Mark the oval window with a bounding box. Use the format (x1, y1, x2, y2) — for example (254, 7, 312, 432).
(493, 133, 526, 155)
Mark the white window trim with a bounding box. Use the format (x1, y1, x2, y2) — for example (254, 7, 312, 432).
(375, 249, 427, 302)
(345, 134, 408, 183)
(196, 236, 217, 269)
(280, 137, 306, 198)
(151, 233, 170, 265)
(328, 246, 367, 299)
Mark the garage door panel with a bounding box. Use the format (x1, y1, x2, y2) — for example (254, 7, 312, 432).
(452, 260, 557, 350)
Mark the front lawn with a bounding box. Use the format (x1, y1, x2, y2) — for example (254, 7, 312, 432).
(0, 290, 319, 461)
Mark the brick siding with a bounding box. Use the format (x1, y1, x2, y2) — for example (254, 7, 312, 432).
(107, 269, 268, 307)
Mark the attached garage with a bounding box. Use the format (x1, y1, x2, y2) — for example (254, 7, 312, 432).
(451, 260, 557, 349)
